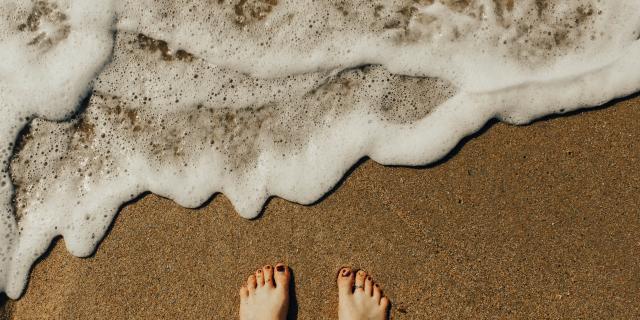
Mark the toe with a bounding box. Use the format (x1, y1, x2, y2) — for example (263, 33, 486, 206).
(263, 265, 274, 288)
(354, 270, 367, 293)
(274, 263, 290, 289)
(247, 275, 257, 293)
(373, 284, 382, 302)
(364, 275, 374, 296)
(255, 269, 265, 286)
(337, 267, 354, 296)
(239, 286, 249, 301)
(380, 296, 390, 310)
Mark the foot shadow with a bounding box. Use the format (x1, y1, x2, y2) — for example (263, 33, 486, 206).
(286, 269, 299, 320)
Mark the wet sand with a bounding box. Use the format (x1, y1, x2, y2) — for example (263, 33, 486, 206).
(2, 96, 639, 319)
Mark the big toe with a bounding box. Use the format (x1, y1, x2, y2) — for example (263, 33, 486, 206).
(337, 267, 354, 296)
(274, 263, 290, 290)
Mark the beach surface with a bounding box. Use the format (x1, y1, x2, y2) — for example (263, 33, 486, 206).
(1, 96, 639, 319)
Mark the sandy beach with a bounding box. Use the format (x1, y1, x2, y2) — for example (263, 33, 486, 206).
(1, 95, 639, 319)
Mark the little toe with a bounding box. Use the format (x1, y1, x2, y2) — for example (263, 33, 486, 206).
(239, 286, 249, 301)
(274, 263, 290, 289)
(263, 265, 274, 287)
(380, 296, 390, 310)
(337, 267, 354, 296)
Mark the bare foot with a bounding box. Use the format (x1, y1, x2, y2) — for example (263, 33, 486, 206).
(337, 268, 390, 320)
(239, 263, 290, 320)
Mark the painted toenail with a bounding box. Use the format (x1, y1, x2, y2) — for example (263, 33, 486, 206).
(342, 269, 351, 276)
(276, 265, 285, 272)
(257, 270, 262, 273)
(367, 276, 371, 280)
(266, 265, 271, 269)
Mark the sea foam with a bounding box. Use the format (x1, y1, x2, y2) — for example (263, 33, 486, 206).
(0, 0, 639, 298)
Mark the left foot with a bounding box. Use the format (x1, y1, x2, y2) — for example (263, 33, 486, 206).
(239, 263, 290, 320)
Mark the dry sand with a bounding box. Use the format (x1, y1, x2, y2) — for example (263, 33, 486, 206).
(1, 96, 639, 319)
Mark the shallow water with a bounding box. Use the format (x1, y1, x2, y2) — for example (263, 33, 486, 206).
(0, 0, 639, 298)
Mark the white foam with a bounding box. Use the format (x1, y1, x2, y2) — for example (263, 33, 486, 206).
(0, 0, 115, 296)
(0, 0, 639, 298)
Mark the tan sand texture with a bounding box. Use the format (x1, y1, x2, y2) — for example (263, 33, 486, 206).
(1, 96, 639, 319)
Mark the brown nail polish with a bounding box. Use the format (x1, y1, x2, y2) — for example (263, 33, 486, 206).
(276, 265, 285, 272)
(265, 265, 271, 269)
(257, 270, 262, 273)
(342, 269, 351, 276)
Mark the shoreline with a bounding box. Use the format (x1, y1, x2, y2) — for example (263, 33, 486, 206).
(3, 96, 640, 319)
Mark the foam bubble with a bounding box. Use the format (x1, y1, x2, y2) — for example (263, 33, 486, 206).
(0, 0, 639, 298)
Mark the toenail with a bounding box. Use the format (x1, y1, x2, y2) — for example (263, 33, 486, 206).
(276, 265, 285, 272)
(367, 276, 372, 280)
(257, 270, 262, 273)
(342, 269, 351, 276)
(265, 265, 271, 269)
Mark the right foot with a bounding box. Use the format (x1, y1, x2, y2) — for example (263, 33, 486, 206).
(337, 268, 390, 320)
(239, 263, 290, 320)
